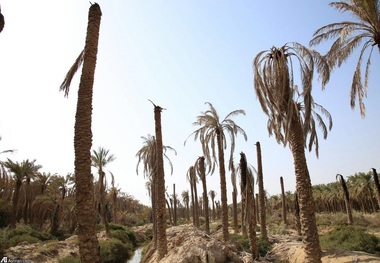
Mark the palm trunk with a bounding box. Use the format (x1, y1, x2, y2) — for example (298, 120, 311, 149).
(337, 174, 353, 225)
(199, 157, 210, 234)
(99, 170, 110, 235)
(189, 167, 196, 226)
(153, 105, 167, 259)
(11, 179, 22, 228)
(247, 173, 259, 260)
(173, 184, 177, 226)
(255, 142, 268, 242)
(289, 116, 321, 263)
(216, 131, 229, 242)
(280, 176, 287, 225)
(192, 167, 200, 228)
(372, 168, 380, 210)
(294, 192, 302, 236)
(240, 152, 247, 237)
(232, 190, 238, 234)
(74, 4, 102, 263)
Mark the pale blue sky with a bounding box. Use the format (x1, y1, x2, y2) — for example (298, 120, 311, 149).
(0, 1, 379, 206)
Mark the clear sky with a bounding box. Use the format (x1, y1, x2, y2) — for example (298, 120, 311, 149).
(0, 0, 379, 206)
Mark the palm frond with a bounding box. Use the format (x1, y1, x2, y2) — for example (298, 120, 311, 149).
(59, 50, 85, 97)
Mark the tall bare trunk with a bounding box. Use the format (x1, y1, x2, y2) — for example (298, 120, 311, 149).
(280, 176, 287, 225)
(153, 105, 167, 259)
(240, 152, 247, 236)
(173, 184, 177, 226)
(247, 171, 259, 260)
(337, 174, 353, 225)
(294, 192, 302, 236)
(255, 142, 268, 242)
(74, 4, 102, 263)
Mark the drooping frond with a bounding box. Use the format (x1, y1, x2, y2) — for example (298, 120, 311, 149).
(253, 42, 332, 157)
(59, 50, 85, 97)
(310, 0, 380, 117)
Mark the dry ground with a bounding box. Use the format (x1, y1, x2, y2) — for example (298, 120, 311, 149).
(4, 224, 380, 262)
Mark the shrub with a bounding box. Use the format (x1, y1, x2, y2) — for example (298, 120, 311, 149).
(229, 234, 272, 257)
(320, 225, 380, 254)
(100, 238, 132, 263)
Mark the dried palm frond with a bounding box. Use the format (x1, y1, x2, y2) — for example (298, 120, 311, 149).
(59, 50, 85, 97)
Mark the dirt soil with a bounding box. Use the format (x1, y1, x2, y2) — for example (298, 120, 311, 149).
(4, 224, 380, 262)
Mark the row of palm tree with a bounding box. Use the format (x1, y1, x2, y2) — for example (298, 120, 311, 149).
(2, 1, 378, 262)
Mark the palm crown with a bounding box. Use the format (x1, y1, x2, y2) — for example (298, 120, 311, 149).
(310, 0, 380, 117)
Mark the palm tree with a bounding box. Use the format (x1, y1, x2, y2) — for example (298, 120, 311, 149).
(181, 190, 190, 222)
(336, 174, 353, 224)
(195, 156, 210, 234)
(239, 151, 258, 259)
(91, 147, 115, 236)
(23, 161, 42, 224)
(186, 102, 247, 242)
(310, 0, 380, 117)
(253, 42, 331, 262)
(0, 5, 4, 33)
(187, 165, 200, 227)
(230, 164, 239, 234)
(255, 141, 268, 242)
(151, 102, 167, 259)
(4, 159, 41, 227)
(209, 190, 216, 221)
(59, 3, 102, 262)
(136, 134, 176, 249)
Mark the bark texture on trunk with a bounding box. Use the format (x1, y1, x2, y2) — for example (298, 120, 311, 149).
(372, 168, 380, 210)
(280, 176, 287, 225)
(256, 142, 268, 242)
(153, 105, 167, 259)
(217, 131, 229, 242)
(289, 116, 321, 263)
(199, 157, 210, 234)
(74, 4, 102, 263)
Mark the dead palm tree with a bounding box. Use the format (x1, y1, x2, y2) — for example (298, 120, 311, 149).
(151, 102, 167, 259)
(336, 174, 354, 224)
(255, 141, 268, 242)
(59, 3, 102, 262)
(230, 164, 239, 234)
(195, 156, 210, 234)
(91, 147, 115, 236)
(280, 176, 287, 225)
(310, 0, 380, 117)
(186, 102, 247, 242)
(253, 42, 331, 262)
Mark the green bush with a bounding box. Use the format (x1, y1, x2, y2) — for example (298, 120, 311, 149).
(58, 255, 81, 263)
(100, 238, 132, 263)
(320, 225, 380, 254)
(0, 224, 55, 248)
(229, 234, 272, 257)
(7, 234, 40, 247)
